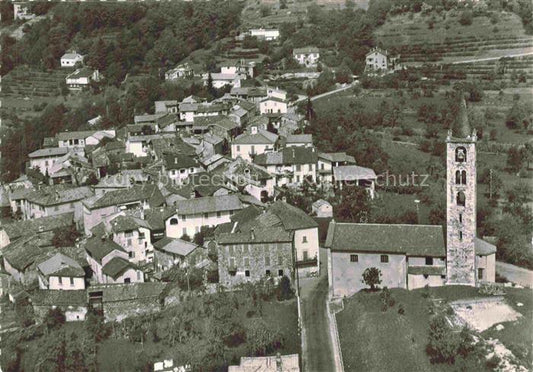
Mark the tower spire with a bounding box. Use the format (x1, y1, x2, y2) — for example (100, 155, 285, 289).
(451, 96, 471, 138)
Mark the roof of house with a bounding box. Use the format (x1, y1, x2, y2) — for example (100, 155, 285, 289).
(56, 130, 96, 141)
(88, 282, 167, 302)
(325, 222, 446, 257)
(110, 215, 151, 233)
(286, 134, 313, 144)
(144, 206, 176, 231)
(102, 257, 135, 279)
(268, 200, 318, 230)
(312, 199, 331, 209)
(254, 147, 318, 166)
(66, 68, 95, 79)
(475, 238, 497, 256)
(134, 113, 166, 124)
(30, 290, 87, 307)
(28, 147, 69, 158)
(175, 194, 242, 215)
(293, 46, 319, 54)
(2, 232, 55, 271)
(25, 186, 93, 206)
(217, 226, 292, 244)
(232, 130, 278, 145)
(318, 152, 356, 164)
(84, 237, 126, 263)
(83, 184, 164, 210)
(333, 165, 377, 181)
(224, 158, 272, 183)
(164, 154, 200, 170)
(61, 52, 83, 60)
(153, 237, 198, 257)
(260, 96, 287, 104)
(1, 213, 74, 240)
(37, 253, 84, 277)
(366, 47, 388, 57)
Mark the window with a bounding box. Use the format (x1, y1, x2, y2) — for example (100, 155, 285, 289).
(54, 205, 59, 211)
(129, 252, 135, 258)
(236, 145, 240, 152)
(459, 231, 463, 241)
(459, 213, 463, 223)
(278, 269, 284, 277)
(182, 215, 187, 222)
(380, 255, 389, 263)
(244, 258, 250, 267)
(203, 213, 209, 218)
(217, 211, 221, 218)
(125, 230, 134, 238)
(350, 254, 358, 262)
(229, 270, 237, 277)
(303, 251, 309, 261)
(441, 275, 446, 279)
(137, 271, 141, 280)
(455, 147, 467, 162)
(302, 236, 308, 243)
(266, 270, 271, 276)
(423, 274, 429, 279)
(425, 257, 433, 265)
(457, 191, 466, 207)
(127, 239, 132, 246)
(58, 277, 63, 285)
(124, 278, 131, 283)
(170, 218, 178, 225)
(478, 268, 484, 280)
(70, 277, 74, 286)
(180, 169, 186, 174)
(245, 270, 250, 277)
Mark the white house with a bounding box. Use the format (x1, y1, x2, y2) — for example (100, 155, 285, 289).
(165, 63, 194, 80)
(65, 68, 100, 91)
(249, 28, 280, 41)
(60, 51, 84, 68)
(254, 147, 318, 186)
(165, 194, 244, 239)
(259, 97, 288, 115)
(28, 147, 69, 175)
(56, 129, 115, 152)
(332, 165, 377, 199)
(317, 152, 356, 184)
(109, 214, 154, 263)
(365, 47, 401, 73)
(266, 87, 287, 101)
(161, 154, 203, 186)
(231, 127, 278, 162)
(223, 157, 275, 202)
(293, 47, 320, 67)
(204, 73, 243, 89)
(37, 253, 85, 291)
(13, 2, 35, 20)
(284, 134, 313, 148)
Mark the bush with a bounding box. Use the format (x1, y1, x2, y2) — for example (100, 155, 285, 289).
(362, 267, 382, 290)
(398, 303, 405, 315)
(276, 276, 294, 301)
(458, 10, 473, 26)
(45, 308, 66, 331)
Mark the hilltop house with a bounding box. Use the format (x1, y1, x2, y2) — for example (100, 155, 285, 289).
(254, 147, 318, 186)
(60, 51, 84, 68)
(165, 194, 243, 239)
(293, 47, 320, 67)
(66, 68, 100, 91)
(28, 147, 69, 175)
(165, 63, 194, 80)
(365, 47, 401, 73)
(85, 237, 144, 284)
(217, 226, 294, 287)
(249, 28, 280, 41)
(37, 253, 85, 291)
(231, 127, 278, 162)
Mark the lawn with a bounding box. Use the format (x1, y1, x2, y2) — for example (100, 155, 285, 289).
(336, 286, 532, 372)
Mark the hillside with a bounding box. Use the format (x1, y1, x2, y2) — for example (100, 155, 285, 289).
(375, 11, 533, 65)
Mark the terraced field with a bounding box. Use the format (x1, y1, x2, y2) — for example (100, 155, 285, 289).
(376, 11, 533, 65)
(2, 66, 70, 97)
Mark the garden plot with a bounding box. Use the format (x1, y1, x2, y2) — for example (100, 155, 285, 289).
(450, 297, 522, 332)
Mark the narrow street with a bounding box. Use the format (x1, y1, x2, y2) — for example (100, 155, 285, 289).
(496, 261, 533, 288)
(300, 267, 336, 371)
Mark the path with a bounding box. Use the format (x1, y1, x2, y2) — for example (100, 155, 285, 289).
(449, 51, 533, 65)
(496, 261, 533, 288)
(300, 274, 337, 372)
(294, 82, 356, 105)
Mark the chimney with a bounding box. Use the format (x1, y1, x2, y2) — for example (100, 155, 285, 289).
(276, 353, 282, 372)
(174, 157, 178, 164)
(250, 228, 255, 241)
(38, 225, 44, 233)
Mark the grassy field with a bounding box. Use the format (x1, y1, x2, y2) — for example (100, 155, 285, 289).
(336, 286, 532, 372)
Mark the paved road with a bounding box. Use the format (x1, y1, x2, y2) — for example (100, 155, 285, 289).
(450, 51, 533, 65)
(300, 274, 336, 372)
(496, 261, 533, 288)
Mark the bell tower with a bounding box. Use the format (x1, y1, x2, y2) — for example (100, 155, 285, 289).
(446, 99, 477, 286)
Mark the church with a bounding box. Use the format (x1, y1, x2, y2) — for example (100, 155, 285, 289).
(326, 99, 497, 297)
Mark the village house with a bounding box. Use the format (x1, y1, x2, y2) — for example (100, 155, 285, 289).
(254, 147, 318, 186)
(56, 129, 116, 152)
(108, 214, 155, 263)
(179, 100, 228, 123)
(231, 127, 278, 162)
(28, 147, 70, 175)
(164, 63, 194, 80)
(31, 290, 88, 322)
(60, 51, 84, 68)
(332, 165, 377, 198)
(153, 237, 201, 272)
(46, 152, 97, 185)
(365, 47, 401, 73)
(312, 199, 333, 218)
(249, 28, 280, 41)
(65, 68, 100, 91)
(125, 133, 176, 157)
(317, 152, 356, 184)
(230, 87, 268, 104)
(202, 116, 240, 140)
(204, 72, 244, 89)
(85, 236, 144, 284)
(161, 154, 203, 186)
(293, 47, 320, 67)
(222, 157, 275, 202)
(154, 100, 179, 114)
(165, 194, 244, 239)
(21, 185, 93, 223)
(82, 184, 164, 235)
(259, 96, 288, 115)
(284, 134, 313, 148)
(37, 253, 86, 291)
(217, 226, 294, 287)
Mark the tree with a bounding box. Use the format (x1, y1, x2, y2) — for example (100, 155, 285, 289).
(334, 187, 372, 223)
(45, 308, 66, 331)
(506, 146, 526, 173)
(276, 276, 293, 301)
(361, 267, 382, 290)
